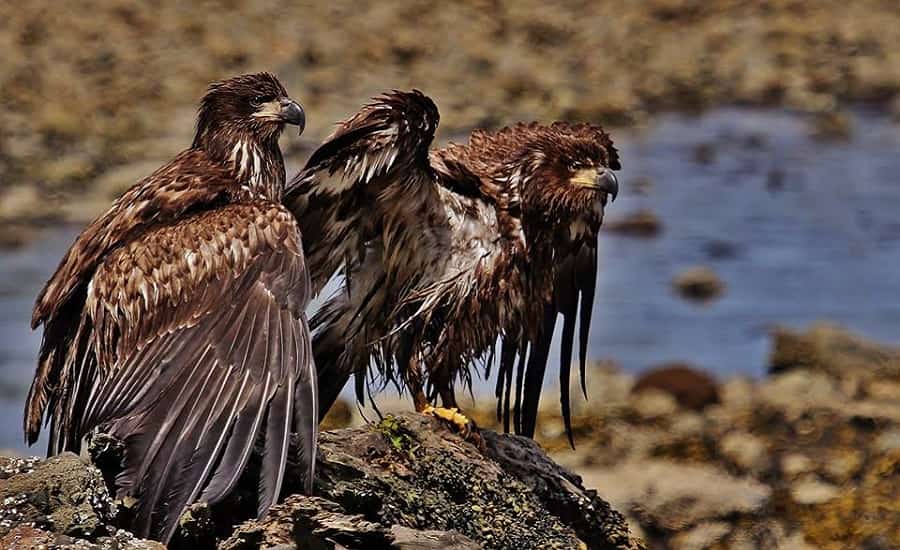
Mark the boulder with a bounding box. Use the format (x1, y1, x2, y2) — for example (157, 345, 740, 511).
(221, 413, 642, 550)
(1, 414, 642, 550)
(672, 267, 725, 303)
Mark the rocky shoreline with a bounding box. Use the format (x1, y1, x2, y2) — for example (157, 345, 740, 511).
(456, 323, 899, 550)
(2, 323, 893, 549)
(0, 414, 642, 549)
(3, 1, 900, 245)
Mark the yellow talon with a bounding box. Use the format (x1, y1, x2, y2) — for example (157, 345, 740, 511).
(422, 405, 471, 435)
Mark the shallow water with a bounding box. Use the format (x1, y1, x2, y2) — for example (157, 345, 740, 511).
(2, 108, 899, 453)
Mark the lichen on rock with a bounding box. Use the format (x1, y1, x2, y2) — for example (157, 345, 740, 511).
(222, 413, 641, 550)
(1, 415, 641, 550)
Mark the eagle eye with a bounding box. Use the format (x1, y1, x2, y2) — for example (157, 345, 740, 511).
(251, 94, 272, 107)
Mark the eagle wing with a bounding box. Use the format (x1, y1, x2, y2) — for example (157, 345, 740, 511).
(284, 90, 442, 296)
(284, 90, 450, 413)
(26, 150, 236, 440)
(49, 201, 316, 542)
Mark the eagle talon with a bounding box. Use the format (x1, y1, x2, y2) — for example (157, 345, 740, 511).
(421, 405, 474, 439)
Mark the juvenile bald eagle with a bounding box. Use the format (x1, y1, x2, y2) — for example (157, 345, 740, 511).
(285, 91, 619, 442)
(25, 73, 315, 543)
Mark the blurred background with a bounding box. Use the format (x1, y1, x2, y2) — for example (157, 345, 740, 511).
(1, 1, 899, 548)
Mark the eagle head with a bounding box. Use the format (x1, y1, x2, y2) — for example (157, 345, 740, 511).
(193, 72, 305, 147)
(518, 122, 620, 230)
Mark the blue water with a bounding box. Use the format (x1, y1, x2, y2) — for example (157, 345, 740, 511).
(2, 108, 899, 453)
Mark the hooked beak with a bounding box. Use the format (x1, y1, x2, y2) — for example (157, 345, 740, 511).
(279, 98, 306, 134)
(596, 168, 619, 202)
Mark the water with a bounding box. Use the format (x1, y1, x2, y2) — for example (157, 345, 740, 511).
(2, 108, 900, 453)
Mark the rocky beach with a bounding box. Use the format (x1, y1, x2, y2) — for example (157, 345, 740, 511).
(2, 1, 900, 548)
(3, 0, 900, 245)
(2, 324, 897, 549)
(338, 324, 900, 550)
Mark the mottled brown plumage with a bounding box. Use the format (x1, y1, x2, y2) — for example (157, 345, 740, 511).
(24, 73, 314, 543)
(285, 91, 619, 443)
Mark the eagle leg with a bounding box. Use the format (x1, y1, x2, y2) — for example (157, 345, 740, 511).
(421, 404, 483, 452)
(422, 385, 484, 450)
(421, 404, 471, 435)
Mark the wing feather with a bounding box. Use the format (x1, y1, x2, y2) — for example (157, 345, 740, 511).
(284, 91, 441, 417)
(38, 201, 315, 543)
(284, 90, 440, 297)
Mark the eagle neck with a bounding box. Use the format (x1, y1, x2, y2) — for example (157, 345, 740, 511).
(199, 130, 285, 201)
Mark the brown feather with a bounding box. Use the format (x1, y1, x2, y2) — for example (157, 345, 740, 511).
(288, 91, 620, 443)
(25, 73, 315, 544)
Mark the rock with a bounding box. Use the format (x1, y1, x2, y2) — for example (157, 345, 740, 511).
(575, 360, 635, 411)
(0, 526, 56, 548)
(78, 413, 641, 549)
(789, 479, 841, 505)
(526, 325, 900, 549)
(725, 520, 813, 550)
(0, 185, 53, 223)
(866, 380, 900, 402)
(719, 377, 755, 408)
(822, 449, 863, 484)
(719, 432, 769, 476)
(0, 453, 116, 539)
(0, 454, 164, 549)
(604, 210, 663, 238)
(781, 454, 815, 478)
(632, 364, 721, 411)
(669, 411, 705, 438)
(810, 110, 852, 140)
(582, 461, 771, 531)
(768, 323, 900, 381)
(390, 525, 482, 550)
(630, 390, 679, 420)
(874, 429, 900, 452)
(0, 223, 35, 250)
(757, 369, 846, 416)
(246, 414, 642, 550)
(628, 176, 655, 196)
(669, 521, 730, 550)
(673, 267, 725, 303)
(483, 429, 639, 550)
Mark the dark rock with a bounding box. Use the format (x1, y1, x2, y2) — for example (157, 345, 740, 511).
(605, 210, 663, 238)
(222, 413, 643, 550)
(482, 430, 637, 549)
(673, 266, 725, 303)
(2, 415, 640, 550)
(632, 363, 721, 411)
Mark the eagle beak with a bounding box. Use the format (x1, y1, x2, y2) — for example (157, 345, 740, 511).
(279, 98, 306, 134)
(596, 169, 618, 202)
